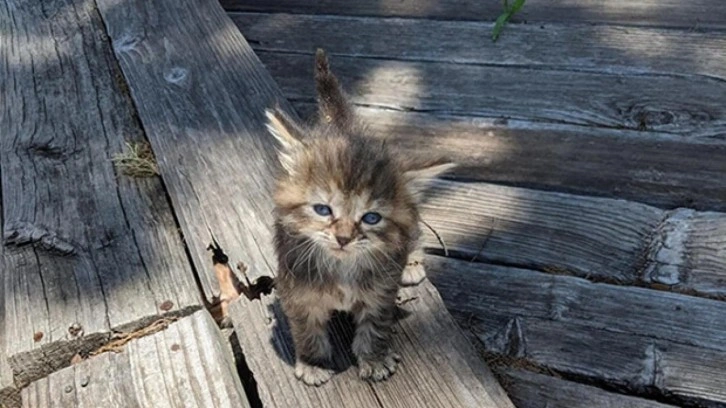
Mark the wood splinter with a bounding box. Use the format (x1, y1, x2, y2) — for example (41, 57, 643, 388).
(206, 238, 274, 327)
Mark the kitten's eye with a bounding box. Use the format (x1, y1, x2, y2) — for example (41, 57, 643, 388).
(361, 212, 382, 225)
(313, 204, 333, 216)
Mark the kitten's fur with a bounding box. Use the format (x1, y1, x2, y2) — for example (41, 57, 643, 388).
(267, 49, 453, 386)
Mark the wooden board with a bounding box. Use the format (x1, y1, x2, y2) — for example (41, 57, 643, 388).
(256, 51, 726, 138)
(421, 179, 664, 283)
(428, 256, 726, 353)
(498, 369, 677, 408)
(230, 282, 513, 408)
(0, 0, 202, 390)
(1, 244, 19, 408)
(220, 0, 726, 29)
(232, 12, 726, 80)
(426, 255, 726, 406)
(94, 0, 512, 406)
(418, 179, 726, 297)
(21, 310, 250, 408)
(644, 210, 726, 296)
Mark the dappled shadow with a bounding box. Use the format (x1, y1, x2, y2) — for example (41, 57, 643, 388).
(3, 0, 726, 406)
(225, 2, 726, 406)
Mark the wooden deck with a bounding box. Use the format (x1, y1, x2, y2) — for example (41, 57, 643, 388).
(2, 0, 725, 407)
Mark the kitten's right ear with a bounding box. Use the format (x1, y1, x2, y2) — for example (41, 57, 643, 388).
(265, 108, 304, 174)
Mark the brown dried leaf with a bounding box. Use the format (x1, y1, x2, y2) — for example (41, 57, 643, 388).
(33, 332, 43, 342)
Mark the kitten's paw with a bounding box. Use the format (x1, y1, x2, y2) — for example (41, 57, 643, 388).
(358, 351, 401, 382)
(401, 260, 426, 286)
(294, 361, 333, 386)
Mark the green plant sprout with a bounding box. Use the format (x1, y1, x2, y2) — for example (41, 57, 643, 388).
(492, 0, 526, 41)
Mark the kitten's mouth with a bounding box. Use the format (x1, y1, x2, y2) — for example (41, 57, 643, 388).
(328, 246, 350, 257)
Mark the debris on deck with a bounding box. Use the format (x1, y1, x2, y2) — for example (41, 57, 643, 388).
(21, 311, 250, 408)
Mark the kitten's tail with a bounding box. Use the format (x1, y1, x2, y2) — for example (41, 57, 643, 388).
(315, 48, 353, 128)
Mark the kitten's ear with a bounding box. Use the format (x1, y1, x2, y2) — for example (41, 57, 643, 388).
(404, 162, 456, 202)
(265, 108, 304, 173)
(315, 48, 353, 129)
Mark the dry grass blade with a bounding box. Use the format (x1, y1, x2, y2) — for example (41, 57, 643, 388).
(112, 141, 160, 177)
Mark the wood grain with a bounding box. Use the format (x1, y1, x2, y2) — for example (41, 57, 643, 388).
(232, 12, 726, 80)
(95, 0, 512, 406)
(428, 256, 726, 353)
(644, 210, 726, 296)
(426, 255, 726, 405)
(257, 51, 726, 138)
(220, 0, 726, 29)
(421, 179, 664, 283)
(21, 310, 250, 408)
(498, 369, 677, 408)
(1, 243, 19, 408)
(418, 179, 726, 296)
(0, 0, 201, 389)
(229, 282, 514, 408)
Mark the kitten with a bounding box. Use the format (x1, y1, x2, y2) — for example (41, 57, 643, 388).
(266, 49, 454, 386)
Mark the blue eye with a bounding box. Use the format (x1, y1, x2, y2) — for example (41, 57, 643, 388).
(313, 204, 332, 216)
(361, 212, 382, 225)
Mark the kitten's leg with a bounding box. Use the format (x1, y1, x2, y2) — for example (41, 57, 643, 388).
(352, 301, 401, 381)
(400, 247, 426, 286)
(287, 305, 334, 386)
(401, 232, 426, 286)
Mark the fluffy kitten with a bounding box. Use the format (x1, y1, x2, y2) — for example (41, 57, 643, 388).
(267, 49, 453, 386)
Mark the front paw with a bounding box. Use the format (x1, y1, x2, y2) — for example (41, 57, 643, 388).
(358, 351, 401, 382)
(294, 361, 334, 386)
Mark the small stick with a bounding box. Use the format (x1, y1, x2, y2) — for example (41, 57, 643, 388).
(421, 219, 449, 257)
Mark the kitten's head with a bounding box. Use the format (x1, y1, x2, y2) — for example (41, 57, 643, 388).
(268, 49, 453, 266)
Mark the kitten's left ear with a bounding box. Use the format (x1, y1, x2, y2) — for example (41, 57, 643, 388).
(265, 108, 304, 173)
(404, 162, 456, 202)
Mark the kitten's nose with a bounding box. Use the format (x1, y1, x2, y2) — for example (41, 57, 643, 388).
(335, 236, 352, 248)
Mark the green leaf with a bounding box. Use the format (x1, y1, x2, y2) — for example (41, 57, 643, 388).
(491, 12, 511, 41)
(510, 0, 527, 14)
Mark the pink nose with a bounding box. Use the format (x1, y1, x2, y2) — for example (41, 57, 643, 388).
(335, 236, 352, 247)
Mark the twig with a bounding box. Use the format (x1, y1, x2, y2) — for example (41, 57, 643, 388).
(421, 219, 449, 257)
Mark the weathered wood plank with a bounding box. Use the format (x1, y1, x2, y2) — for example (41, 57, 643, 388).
(232, 12, 726, 80)
(95, 0, 512, 406)
(256, 51, 726, 138)
(498, 369, 677, 408)
(95, 0, 286, 298)
(1, 246, 19, 408)
(21, 310, 250, 408)
(0, 0, 201, 389)
(220, 0, 726, 29)
(422, 179, 664, 283)
(428, 256, 726, 353)
(420, 179, 726, 297)
(644, 209, 726, 295)
(230, 282, 513, 408)
(426, 256, 726, 405)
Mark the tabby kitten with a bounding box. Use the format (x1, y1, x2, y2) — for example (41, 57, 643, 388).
(267, 49, 453, 386)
